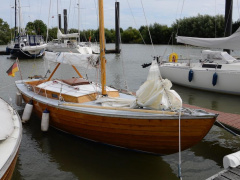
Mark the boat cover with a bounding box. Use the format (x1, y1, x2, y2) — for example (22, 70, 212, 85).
(201, 50, 237, 63)
(0, 99, 14, 140)
(57, 29, 79, 39)
(44, 51, 99, 69)
(22, 44, 47, 51)
(176, 27, 240, 50)
(136, 60, 182, 110)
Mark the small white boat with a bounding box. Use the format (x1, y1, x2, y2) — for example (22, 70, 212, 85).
(160, 27, 240, 95)
(0, 98, 22, 179)
(46, 29, 93, 54)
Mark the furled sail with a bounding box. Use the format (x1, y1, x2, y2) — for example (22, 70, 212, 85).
(176, 27, 240, 50)
(57, 29, 79, 39)
(96, 60, 182, 110)
(44, 51, 99, 69)
(136, 60, 182, 110)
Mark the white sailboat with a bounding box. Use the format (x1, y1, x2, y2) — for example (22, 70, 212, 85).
(160, 27, 240, 95)
(6, 0, 47, 59)
(46, 0, 95, 54)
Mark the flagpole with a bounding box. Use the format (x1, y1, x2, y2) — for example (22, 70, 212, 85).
(16, 58, 23, 80)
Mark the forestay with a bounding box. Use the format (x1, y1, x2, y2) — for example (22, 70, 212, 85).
(176, 27, 240, 50)
(44, 51, 100, 69)
(0, 100, 14, 140)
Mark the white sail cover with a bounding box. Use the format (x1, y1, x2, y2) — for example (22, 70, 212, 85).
(176, 27, 240, 50)
(57, 29, 79, 39)
(202, 50, 237, 63)
(44, 51, 99, 69)
(136, 60, 182, 110)
(0, 99, 14, 140)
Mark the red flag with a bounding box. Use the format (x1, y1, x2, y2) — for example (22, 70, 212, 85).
(6, 61, 19, 77)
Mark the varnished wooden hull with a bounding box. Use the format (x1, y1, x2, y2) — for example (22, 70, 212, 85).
(21, 94, 216, 155)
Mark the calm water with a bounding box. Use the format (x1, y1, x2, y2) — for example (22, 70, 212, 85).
(1, 44, 240, 180)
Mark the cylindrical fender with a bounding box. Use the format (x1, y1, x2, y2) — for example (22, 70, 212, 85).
(41, 108, 50, 131)
(212, 72, 218, 86)
(188, 69, 194, 82)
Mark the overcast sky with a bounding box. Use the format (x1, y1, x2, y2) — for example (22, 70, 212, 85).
(1, 0, 240, 30)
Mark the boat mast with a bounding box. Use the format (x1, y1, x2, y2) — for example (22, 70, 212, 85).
(78, 0, 80, 43)
(15, 0, 17, 37)
(98, 0, 107, 95)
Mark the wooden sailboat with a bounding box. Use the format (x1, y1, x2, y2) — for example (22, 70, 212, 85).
(15, 0, 217, 155)
(0, 98, 22, 179)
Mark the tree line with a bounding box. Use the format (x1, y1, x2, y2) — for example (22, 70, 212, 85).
(1, 14, 240, 45)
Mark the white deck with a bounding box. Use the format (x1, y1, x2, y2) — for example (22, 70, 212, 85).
(36, 80, 118, 97)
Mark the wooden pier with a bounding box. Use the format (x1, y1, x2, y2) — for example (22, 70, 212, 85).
(183, 103, 240, 133)
(206, 166, 240, 180)
(0, 51, 9, 55)
(183, 103, 240, 180)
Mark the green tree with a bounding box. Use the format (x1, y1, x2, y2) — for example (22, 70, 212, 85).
(121, 27, 141, 43)
(0, 18, 11, 45)
(26, 20, 47, 37)
(172, 14, 225, 41)
(47, 27, 58, 40)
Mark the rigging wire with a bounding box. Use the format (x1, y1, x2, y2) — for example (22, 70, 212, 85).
(126, 0, 146, 45)
(178, 110, 182, 180)
(237, 0, 240, 20)
(176, 0, 185, 36)
(140, 0, 156, 55)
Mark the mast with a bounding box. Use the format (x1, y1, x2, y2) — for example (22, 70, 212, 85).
(15, 0, 17, 37)
(98, 0, 107, 95)
(78, 0, 80, 43)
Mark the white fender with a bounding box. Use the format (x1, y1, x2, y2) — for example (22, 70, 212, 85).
(223, 151, 240, 169)
(41, 109, 50, 131)
(15, 92, 22, 106)
(22, 100, 33, 123)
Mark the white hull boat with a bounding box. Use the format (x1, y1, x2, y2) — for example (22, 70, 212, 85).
(0, 98, 22, 179)
(160, 59, 240, 95)
(159, 26, 240, 95)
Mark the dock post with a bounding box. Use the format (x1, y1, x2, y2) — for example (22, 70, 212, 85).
(115, 2, 121, 53)
(224, 0, 233, 54)
(58, 14, 62, 30)
(63, 9, 68, 34)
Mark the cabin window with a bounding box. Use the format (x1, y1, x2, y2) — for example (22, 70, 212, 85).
(202, 64, 222, 69)
(30, 36, 35, 44)
(52, 94, 58, 98)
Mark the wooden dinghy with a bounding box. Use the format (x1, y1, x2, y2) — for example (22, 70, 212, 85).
(0, 98, 22, 180)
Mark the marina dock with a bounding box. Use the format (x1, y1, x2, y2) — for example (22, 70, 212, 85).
(206, 165, 240, 180)
(183, 103, 240, 133)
